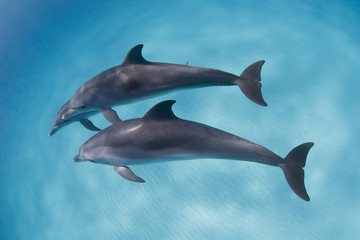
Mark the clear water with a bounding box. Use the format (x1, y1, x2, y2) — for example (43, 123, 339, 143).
(1, 0, 359, 239)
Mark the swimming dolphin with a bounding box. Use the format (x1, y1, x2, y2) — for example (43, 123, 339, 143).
(49, 44, 267, 136)
(74, 100, 314, 201)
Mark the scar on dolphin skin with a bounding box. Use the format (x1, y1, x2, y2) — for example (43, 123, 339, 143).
(74, 100, 314, 201)
(50, 44, 267, 136)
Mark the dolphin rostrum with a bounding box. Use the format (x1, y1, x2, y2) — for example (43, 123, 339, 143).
(74, 101, 314, 201)
(49, 44, 267, 136)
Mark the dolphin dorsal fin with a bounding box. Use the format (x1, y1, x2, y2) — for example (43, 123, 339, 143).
(143, 100, 178, 120)
(122, 44, 148, 65)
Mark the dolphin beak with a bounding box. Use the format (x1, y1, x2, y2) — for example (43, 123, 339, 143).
(48, 125, 59, 136)
(73, 155, 87, 162)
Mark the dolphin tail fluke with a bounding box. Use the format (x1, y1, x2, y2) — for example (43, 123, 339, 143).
(237, 60, 267, 106)
(280, 142, 314, 201)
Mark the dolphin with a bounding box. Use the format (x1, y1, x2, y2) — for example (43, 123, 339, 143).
(49, 44, 267, 136)
(74, 100, 314, 201)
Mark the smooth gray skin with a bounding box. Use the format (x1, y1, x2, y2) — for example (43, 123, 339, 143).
(49, 100, 100, 135)
(49, 44, 267, 136)
(74, 100, 314, 201)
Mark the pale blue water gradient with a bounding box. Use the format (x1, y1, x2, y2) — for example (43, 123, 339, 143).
(1, 0, 359, 239)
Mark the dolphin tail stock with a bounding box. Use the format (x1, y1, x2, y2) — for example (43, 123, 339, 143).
(237, 60, 267, 106)
(280, 142, 314, 201)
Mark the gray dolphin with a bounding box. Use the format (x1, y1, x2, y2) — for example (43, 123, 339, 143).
(49, 44, 267, 136)
(74, 100, 314, 201)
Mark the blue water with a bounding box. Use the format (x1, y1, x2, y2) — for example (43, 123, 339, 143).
(1, 0, 359, 239)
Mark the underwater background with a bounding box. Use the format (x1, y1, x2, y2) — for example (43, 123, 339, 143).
(1, 0, 359, 239)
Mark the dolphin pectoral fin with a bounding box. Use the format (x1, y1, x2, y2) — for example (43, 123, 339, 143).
(80, 119, 101, 131)
(112, 165, 145, 183)
(101, 108, 122, 124)
(237, 60, 267, 106)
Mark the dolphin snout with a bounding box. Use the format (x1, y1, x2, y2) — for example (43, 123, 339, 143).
(73, 155, 87, 162)
(48, 125, 59, 136)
